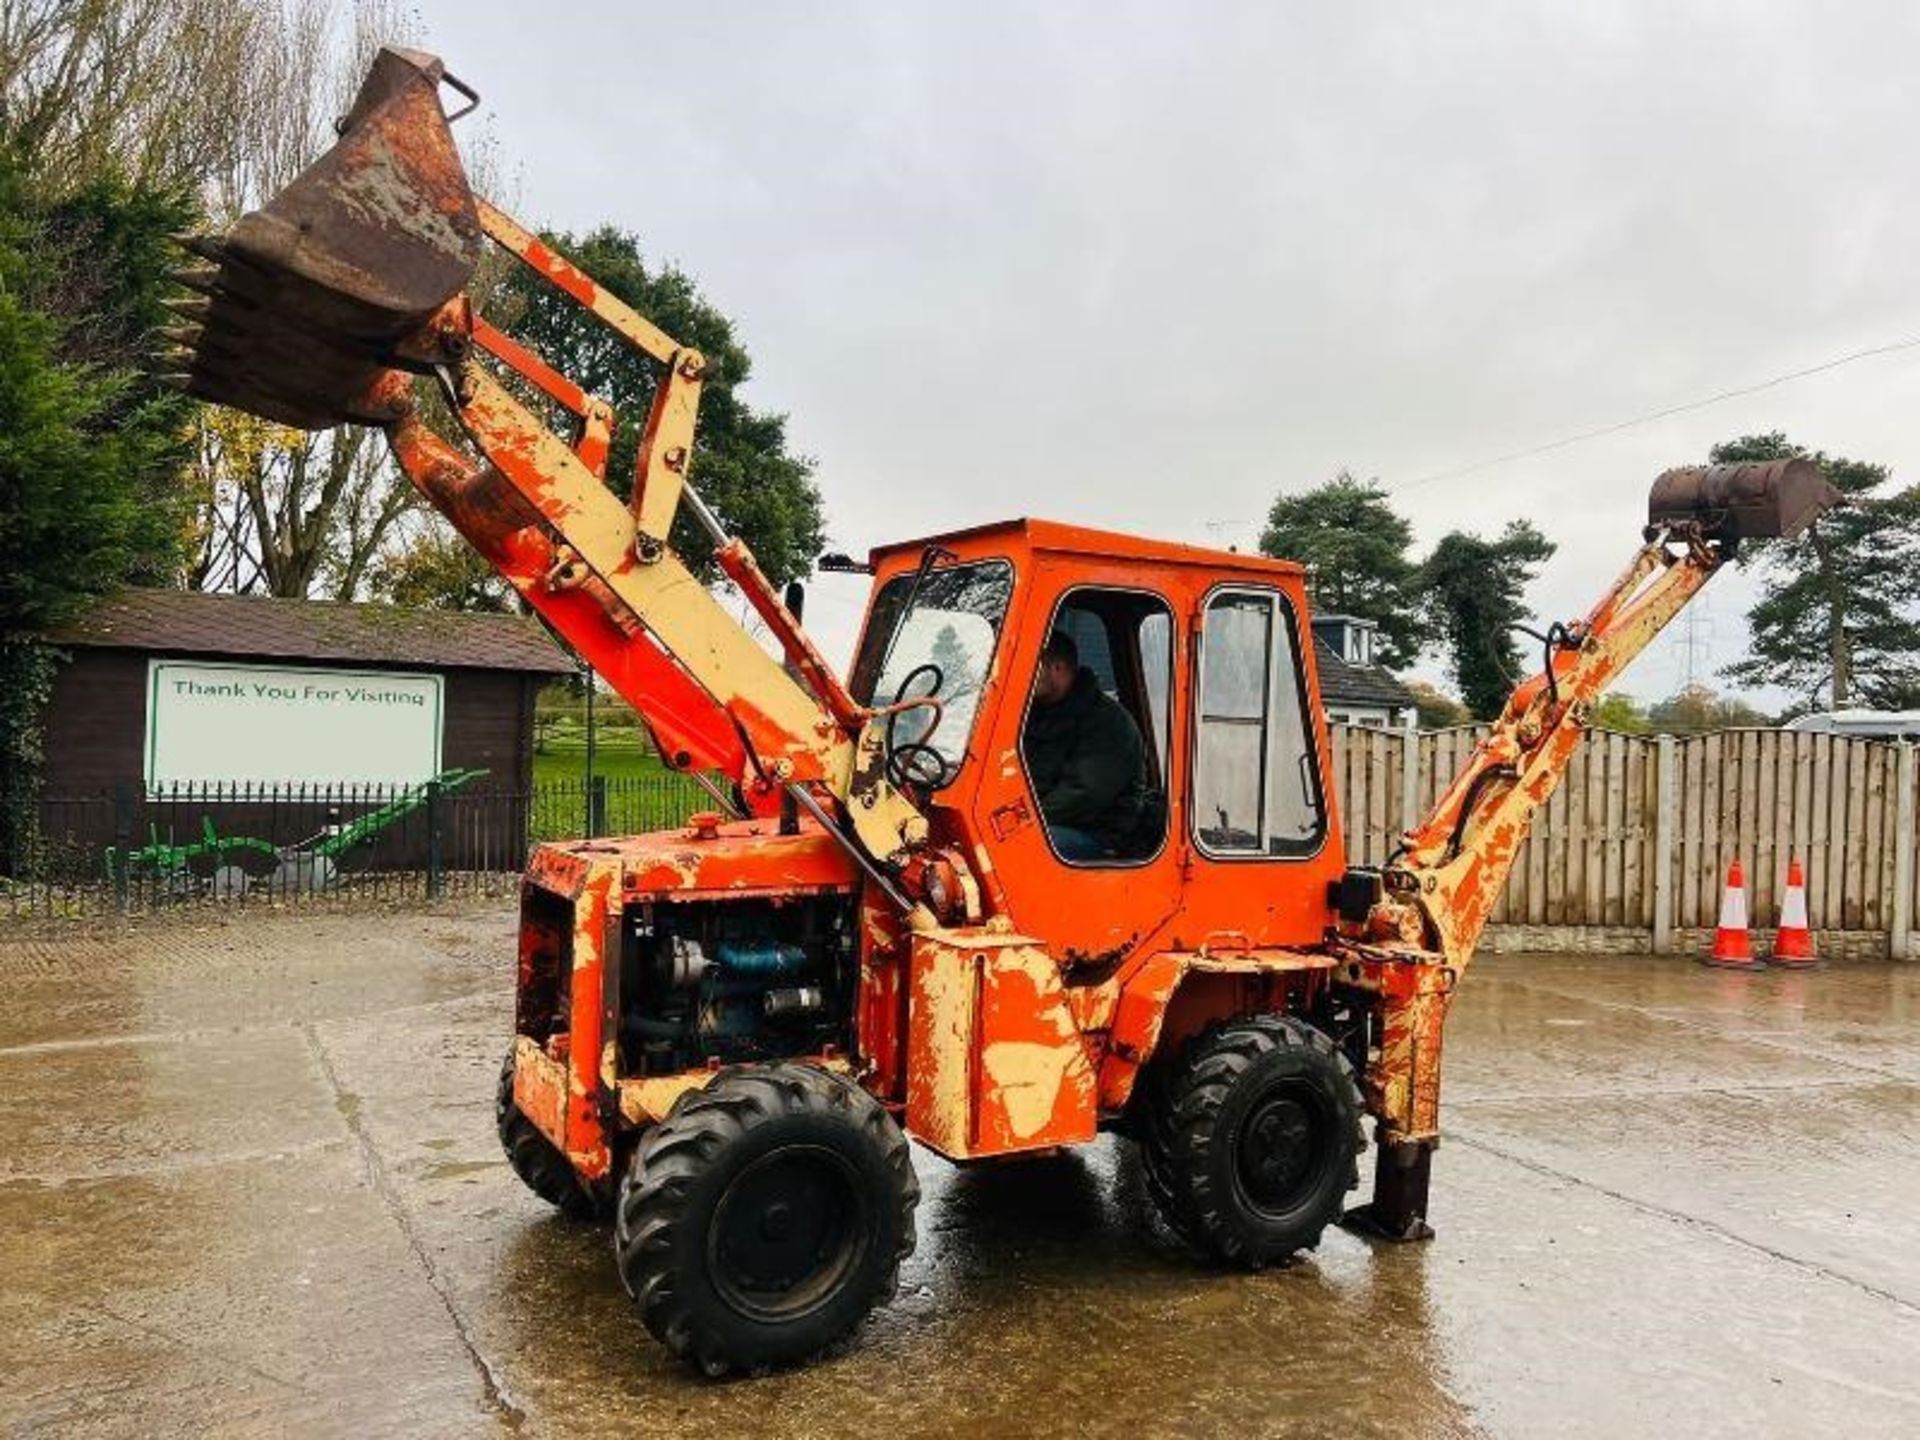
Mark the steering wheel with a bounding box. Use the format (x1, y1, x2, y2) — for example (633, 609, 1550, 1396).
(884, 663, 956, 790)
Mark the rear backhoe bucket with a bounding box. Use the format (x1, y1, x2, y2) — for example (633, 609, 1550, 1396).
(1648, 458, 1840, 544)
(172, 46, 481, 428)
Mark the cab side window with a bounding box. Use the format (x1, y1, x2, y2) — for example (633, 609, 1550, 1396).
(1024, 589, 1173, 865)
(1193, 589, 1324, 856)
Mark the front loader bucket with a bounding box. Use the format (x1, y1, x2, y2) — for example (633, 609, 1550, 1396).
(167, 47, 481, 428)
(1648, 458, 1840, 544)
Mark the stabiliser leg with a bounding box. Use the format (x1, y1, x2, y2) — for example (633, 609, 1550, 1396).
(1340, 1131, 1437, 1242)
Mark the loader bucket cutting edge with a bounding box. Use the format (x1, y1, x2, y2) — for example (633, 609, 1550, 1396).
(173, 46, 481, 429)
(1647, 458, 1840, 543)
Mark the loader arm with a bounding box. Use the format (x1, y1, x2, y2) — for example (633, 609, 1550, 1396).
(163, 47, 935, 897)
(1385, 457, 1841, 973)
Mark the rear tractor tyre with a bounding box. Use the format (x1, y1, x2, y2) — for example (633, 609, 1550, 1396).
(495, 1049, 609, 1221)
(613, 1063, 919, 1376)
(1141, 1014, 1364, 1267)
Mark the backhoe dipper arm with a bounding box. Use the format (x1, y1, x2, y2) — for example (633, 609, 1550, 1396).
(1337, 526, 1721, 1196)
(1334, 460, 1837, 1242)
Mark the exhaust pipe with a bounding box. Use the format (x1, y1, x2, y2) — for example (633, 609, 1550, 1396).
(168, 47, 482, 429)
(1647, 458, 1839, 546)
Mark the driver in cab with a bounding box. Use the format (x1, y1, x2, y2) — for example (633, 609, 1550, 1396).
(1022, 632, 1149, 862)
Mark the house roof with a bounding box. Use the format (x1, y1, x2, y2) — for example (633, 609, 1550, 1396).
(50, 589, 575, 675)
(1313, 637, 1415, 711)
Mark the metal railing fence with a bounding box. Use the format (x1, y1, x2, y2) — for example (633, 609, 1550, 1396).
(4, 772, 711, 919)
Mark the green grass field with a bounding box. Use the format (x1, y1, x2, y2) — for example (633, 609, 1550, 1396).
(529, 733, 711, 840)
(531, 729, 678, 786)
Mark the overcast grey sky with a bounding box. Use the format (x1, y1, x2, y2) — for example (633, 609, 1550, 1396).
(409, 1, 1920, 703)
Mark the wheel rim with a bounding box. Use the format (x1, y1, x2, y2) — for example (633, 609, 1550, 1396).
(708, 1144, 869, 1322)
(1232, 1081, 1333, 1217)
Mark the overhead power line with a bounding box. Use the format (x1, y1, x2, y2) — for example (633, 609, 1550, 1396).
(1393, 333, 1920, 493)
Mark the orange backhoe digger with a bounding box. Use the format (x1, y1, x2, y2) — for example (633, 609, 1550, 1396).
(164, 48, 1839, 1374)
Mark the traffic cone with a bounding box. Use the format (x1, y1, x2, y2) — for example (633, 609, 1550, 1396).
(1706, 858, 1764, 970)
(1770, 857, 1818, 968)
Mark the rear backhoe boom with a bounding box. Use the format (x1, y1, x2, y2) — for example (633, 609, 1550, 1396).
(1328, 456, 1835, 1235)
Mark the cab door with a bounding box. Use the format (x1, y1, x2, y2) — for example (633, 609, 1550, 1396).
(965, 559, 1190, 965)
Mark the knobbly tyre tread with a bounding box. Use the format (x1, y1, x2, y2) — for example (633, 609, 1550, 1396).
(612, 1062, 919, 1376)
(1137, 1062, 1207, 1253)
(494, 1049, 609, 1220)
(1141, 1014, 1365, 1267)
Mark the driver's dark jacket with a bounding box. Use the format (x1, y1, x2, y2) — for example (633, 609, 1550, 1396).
(1021, 666, 1149, 852)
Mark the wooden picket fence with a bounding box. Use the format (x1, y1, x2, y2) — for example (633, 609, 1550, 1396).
(1328, 723, 1919, 953)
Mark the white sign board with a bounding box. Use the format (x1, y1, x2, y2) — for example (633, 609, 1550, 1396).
(145, 661, 444, 790)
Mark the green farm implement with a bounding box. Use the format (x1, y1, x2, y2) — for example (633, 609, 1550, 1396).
(108, 769, 489, 899)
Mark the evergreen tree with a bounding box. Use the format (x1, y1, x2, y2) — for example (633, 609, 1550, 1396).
(1259, 472, 1424, 668)
(1418, 520, 1556, 720)
(0, 145, 196, 865)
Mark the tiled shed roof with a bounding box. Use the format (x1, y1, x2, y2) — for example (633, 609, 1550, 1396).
(51, 589, 575, 675)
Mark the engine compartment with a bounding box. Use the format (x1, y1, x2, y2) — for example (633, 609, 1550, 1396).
(618, 895, 859, 1076)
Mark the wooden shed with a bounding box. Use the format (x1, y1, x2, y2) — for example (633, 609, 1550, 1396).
(35, 590, 574, 872)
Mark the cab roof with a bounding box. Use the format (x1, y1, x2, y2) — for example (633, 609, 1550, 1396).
(868, 517, 1305, 578)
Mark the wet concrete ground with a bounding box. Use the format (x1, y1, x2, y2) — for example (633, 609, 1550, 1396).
(2, 906, 1916, 1438)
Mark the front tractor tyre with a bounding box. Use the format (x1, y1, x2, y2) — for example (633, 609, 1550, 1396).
(614, 1063, 919, 1376)
(494, 1049, 609, 1221)
(1142, 1015, 1364, 1267)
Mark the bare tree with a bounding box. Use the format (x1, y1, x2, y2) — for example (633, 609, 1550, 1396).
(0, 0, 262, 193)
(182, 0, 439, 598)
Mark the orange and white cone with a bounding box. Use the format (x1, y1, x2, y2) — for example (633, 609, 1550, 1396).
(1706, 858, 1763, 970)
(1770, 857, 1817, 969)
